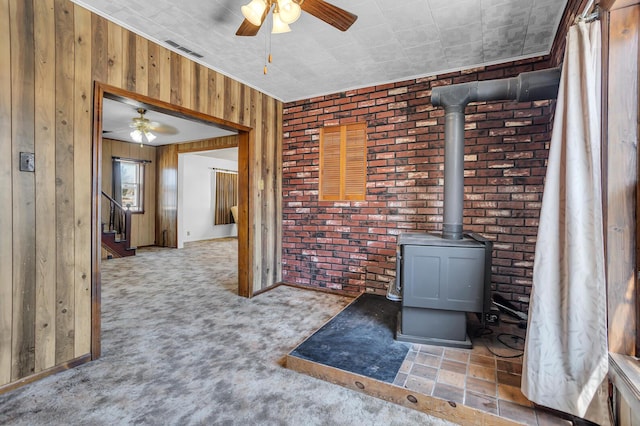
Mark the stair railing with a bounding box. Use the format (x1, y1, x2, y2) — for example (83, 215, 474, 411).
(101, 191, 133, 250)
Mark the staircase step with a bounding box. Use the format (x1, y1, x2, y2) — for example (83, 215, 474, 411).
(101, 233, 136, 258)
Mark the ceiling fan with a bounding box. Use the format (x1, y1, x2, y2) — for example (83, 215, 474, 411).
(128, 108, 179, 145)
(236, 0, 357, 36)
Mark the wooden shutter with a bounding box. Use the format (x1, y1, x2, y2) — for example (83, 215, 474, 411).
(319, 123, 367, 201)
(344, 124, 367, 200)
(320, 126, 342, 200)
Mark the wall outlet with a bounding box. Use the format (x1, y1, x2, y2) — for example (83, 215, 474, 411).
(186, 231, 190, 236)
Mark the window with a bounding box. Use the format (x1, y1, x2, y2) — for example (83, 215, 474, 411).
(319, 123, 367, 201)
(113, 158, 145, 213)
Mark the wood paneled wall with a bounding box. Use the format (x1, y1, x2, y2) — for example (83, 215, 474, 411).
(604, 2, 639, 356)
(1, 0, 282, 390)
(101, 139, 157, 248)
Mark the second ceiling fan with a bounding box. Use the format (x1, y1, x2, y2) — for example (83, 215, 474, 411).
(236, 0, 357, 36)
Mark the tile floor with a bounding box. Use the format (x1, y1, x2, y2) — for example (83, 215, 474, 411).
(392, 320, 572, 426)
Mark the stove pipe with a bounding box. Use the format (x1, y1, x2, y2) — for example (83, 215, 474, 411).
(430, 68, 561, 240)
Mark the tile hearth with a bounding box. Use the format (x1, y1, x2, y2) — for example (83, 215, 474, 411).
(287, 294, 573, 426)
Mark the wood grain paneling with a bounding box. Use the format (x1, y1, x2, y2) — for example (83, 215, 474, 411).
(147, 42, 160, 99)
(10, 0, 37, 381)
(275, 101, 283, 284)
(252, 91, 263, 293)
(606, 4, 639, 356)
(123, 31, 135, 92)
(1, 0, 283, 391)
(181, 58, 193, 110)
(34, 0, 57, 373)
(170, 51, 182, 106)
(91, 12, 107, 85)
(158, 46, 171, 104)
(72, 4, 92, 358)
(135, 35, 148, 98)
(261, 96, 276, 291)
(237, 131, 251, 297)
(176, 135, 239, 154)
(0, 0, 13, 387)
(106, 21, 122, 87)
(155, 143, 178, 247)
(194, 65, 207, 114)
(213, 70, 225, 119)
(53, 0, 75, 365)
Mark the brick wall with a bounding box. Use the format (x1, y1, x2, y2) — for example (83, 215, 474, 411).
(282, 56, 557, 312)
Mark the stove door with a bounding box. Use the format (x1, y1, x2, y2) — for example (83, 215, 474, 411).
(401, 244, 486, 312)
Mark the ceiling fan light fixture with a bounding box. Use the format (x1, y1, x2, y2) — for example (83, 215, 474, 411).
(144, 131, 156, 143)
(272, 11, 291, 34)
(130, 129, 143, 143)
(277, 0, 301, 24)
(241, 0, 267, 26)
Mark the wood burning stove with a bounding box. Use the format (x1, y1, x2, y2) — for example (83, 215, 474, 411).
(393, 67, 560, 348)
(395, 232, 492, 348)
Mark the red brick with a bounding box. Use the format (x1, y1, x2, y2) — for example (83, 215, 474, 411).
(282, 57, 552, 311)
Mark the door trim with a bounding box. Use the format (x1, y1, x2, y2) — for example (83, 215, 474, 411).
(91, 82, 253, 359)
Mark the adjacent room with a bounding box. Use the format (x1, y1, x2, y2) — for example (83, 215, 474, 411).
(1, 0, 638, 425)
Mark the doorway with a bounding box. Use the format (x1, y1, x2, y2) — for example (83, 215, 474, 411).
(177, 149, 239, 248)
(91, 82, 252, 358)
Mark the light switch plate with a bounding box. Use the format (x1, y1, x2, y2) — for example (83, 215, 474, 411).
(19, 152, 35, 172)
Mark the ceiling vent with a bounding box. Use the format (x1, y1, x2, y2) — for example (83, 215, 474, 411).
(164, 40, 204, 59)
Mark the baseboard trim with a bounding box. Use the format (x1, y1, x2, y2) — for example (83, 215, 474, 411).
(251, 282, 283, 297)
(0, 354, 92, 395)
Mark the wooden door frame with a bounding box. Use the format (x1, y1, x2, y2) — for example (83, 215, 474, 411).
(91, 82, 252, 358)
(599, 0, 640, 355)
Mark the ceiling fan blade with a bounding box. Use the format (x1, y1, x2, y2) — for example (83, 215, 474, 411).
(104, 126, 131, 134)
(149, 122, 179, 135)
(236, 19, 261, 36)
(235, 3, 271, 36)
(300, 0, 357, 32)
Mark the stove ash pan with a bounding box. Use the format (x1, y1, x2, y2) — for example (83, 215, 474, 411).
(395, 232, 492, 348)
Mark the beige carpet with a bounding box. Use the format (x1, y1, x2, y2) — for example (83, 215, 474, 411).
(0, 239, 453, 425)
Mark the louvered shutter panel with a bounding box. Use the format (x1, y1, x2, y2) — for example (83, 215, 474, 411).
(319, 123, 367, 201)
(320, 127, 342, 200)
(344, 124, 366, 200)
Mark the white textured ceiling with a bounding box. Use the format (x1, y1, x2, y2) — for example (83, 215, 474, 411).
(102, 98, 237, 145)
(74, 0, 568, 102)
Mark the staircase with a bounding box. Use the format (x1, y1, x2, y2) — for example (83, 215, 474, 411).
(101, 191, 136, 258)
(101, 224, 136, 257)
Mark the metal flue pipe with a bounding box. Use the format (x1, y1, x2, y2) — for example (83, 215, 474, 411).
(431, 67, 561, 240)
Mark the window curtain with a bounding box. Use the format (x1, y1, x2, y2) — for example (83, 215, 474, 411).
(214, 171, 238, 225)
(111, 159, 125, 234)
(112, 159, 122, 204)
(521, 20, 607, 418)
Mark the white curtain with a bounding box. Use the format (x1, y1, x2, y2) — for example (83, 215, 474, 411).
(522, 20, 608, 418)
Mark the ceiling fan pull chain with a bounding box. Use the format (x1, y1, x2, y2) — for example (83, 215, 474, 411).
(268, 22, 273, 64)
(264, 23, 269, 74)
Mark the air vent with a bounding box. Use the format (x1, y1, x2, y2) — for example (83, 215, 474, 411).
(164, 39, 204, 59)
